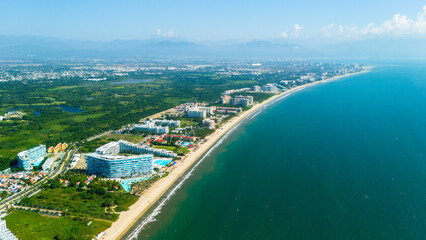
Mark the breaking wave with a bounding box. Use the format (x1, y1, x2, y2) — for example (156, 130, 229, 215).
(126, 119, 242, 240)
(125, 77, 345, 239)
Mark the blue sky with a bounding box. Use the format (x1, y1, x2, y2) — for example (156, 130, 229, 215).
(0, 0, 425, 43)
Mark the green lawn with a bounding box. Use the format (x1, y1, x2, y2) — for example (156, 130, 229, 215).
(153, 145, 190, 155)
(153, 145, 176, 151)
(5, 210, 111, 240)
(176, 147, 190, 155)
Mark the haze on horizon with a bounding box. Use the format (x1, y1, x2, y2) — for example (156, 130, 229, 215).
(1, 0, 426, 59)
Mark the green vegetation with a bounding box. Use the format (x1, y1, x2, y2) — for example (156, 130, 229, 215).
(79, 133, 145, 153)
(17, 171, 138, 221)
(6, 170, 141, 239)
(178, 119, 199, 127)
(5, 210, 111, 240)
(238, 92, 275, 103)
(131, 175, 163, 195)
(153, 145, 176, 151)
(0, 190, 8, 199)
(175, 146, 190, 155)
(0, 72, 263, 170)
(153, 145, 190, 156)
(193, 126, 215, 139)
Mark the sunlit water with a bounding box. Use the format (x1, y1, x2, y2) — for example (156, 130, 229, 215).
(123, 63, 426, 240)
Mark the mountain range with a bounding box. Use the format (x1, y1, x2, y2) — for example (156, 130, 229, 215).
(0, 35, 425, 60)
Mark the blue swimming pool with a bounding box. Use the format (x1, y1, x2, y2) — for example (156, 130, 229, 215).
(120, 176, 153, 192)
(153, 159, 172, 166)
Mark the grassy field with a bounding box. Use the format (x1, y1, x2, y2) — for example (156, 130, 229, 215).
(176, 147, 190, 155)
(153, 145, 176, 151)
(179, 119, 199, 127)
(5, 210, 111, 240)
(153, 145, 190, 155)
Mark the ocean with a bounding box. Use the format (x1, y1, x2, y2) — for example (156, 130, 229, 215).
(123, 63, 426, 240)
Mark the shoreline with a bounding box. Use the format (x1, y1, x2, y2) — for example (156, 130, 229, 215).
(103, 68, 371, 240)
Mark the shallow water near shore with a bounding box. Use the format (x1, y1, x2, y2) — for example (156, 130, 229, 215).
(123, 63, 426, 240)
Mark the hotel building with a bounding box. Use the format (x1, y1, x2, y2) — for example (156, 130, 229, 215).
(252, 85, 261, 92)
(215, 107, 242, 115)
(220, 95, 231, 104)
(153, 119, 180, 127)
(96, 140, 177, 158)
(185, 106, 216, 118)
(202, 119, 215, 128)
(88, 139, 178, 178)
(134, 121, 169, 134)
(261, 84, 279, 93)
(230, 95, 254, 107)
(0, 216, 18, 240)
(88, 140, 157, 178)
(187, 108, 207, 118)
(86, 153, 153, 178)
(17, 145, 47, 170)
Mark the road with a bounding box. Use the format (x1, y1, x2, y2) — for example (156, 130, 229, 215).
(0, 148, 76, 212)
(0, 106, 174, 212)
(141, 107, 174, 121)
(86, 130, 113, 142)
(85, 107, 175, 142)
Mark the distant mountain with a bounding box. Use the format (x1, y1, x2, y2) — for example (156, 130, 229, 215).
(0, 35, 322, 59)
(221, 41, 322, 58)
(2, 35, 423, 60)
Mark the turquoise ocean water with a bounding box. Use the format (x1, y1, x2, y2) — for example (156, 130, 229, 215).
(123, 63, 426, 240)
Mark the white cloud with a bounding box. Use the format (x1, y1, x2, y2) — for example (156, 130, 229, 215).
(280, 24, 304, 38)
(165, 30, 174, 37)
(293, 24, 303, 36)
(321, 5, 426, 39)
(156, 28, 174, 38)
(280, 31, 289, 38)
(321, 24, 335, 37)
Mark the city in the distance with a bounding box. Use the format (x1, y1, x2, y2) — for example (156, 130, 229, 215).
(0, 1, 425, 240)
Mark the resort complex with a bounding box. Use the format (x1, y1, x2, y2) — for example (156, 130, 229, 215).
(221, 95, 254, 107)
(87, 140, 156, 178)
(86, 154, 153, 178)
(133, 119, 181, 134)
(0, 61, 365, 240)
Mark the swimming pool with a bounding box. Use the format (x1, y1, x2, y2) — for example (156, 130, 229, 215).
(120, 176, 153, 192)
(153, 159, 172, 166)
(181, 142, 194, 147)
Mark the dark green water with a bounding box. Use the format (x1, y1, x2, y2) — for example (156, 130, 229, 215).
(124, 63, 426, 240)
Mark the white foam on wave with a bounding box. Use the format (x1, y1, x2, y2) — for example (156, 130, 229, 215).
(126, 78, 342, 239)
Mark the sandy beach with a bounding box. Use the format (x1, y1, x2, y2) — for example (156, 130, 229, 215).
(102, 69, 370, 240)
